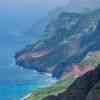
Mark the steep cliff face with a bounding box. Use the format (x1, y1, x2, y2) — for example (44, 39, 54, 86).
(15, 9, 100, 78)
(26, 51, 100, 100)
(43, 65, 100, 100)
(86, 81, 100, 100)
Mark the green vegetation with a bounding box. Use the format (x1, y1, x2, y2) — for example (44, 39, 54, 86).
(27, 51, 100, 100)
(80, 52, 100, 68)
(27, 75, 76, 100)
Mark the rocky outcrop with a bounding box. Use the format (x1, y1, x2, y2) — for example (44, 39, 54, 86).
(86, 81, 100, 100)
(43, 64, 100, 100)
(25, 51, 100, 100)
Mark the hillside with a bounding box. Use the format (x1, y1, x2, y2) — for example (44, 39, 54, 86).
(44, 64, 100, 100)
(15, 9, 100, 78)
(25, 51, 100, 100)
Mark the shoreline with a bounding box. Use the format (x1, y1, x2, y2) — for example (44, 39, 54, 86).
(20, 73, 57, 100)
(20, 93, 32, 100)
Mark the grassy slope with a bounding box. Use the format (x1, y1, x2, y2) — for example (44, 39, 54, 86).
(80, 52, 100, 68)
(27, 75, 75, 100)
(27, 51, 100, 100)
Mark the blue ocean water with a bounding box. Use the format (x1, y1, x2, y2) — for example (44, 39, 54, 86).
(0, 31, 56, 100)
(0, 83, 35, 100)
(0, 1, 63, 99)
(0, 73, 55, 100)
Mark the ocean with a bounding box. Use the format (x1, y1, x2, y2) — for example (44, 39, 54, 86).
(0, 31, 56, 100)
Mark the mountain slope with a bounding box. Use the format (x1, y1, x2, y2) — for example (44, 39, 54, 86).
(86, 81, 100, 100)
(44, 64, 100, 100)
(15, 9, 100, 78)
(25, 51, 100, 100)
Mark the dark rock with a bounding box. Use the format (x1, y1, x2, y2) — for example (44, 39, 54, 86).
(86, 81, 100, 100)
(43, 64, 100, 100)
